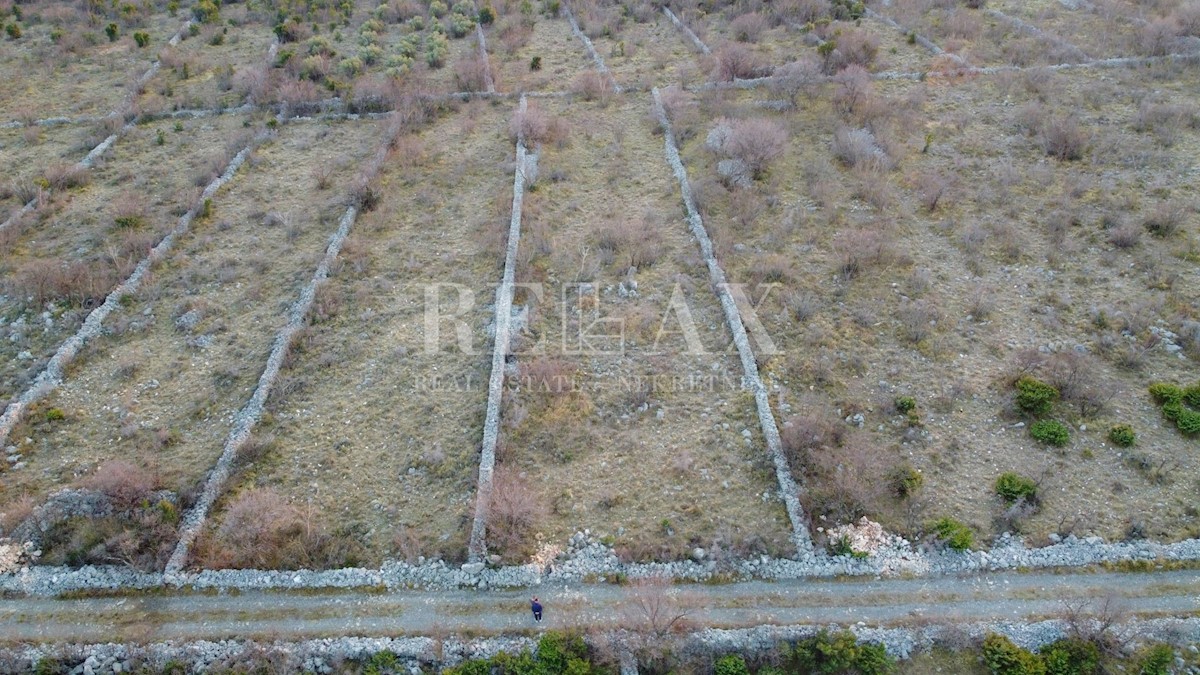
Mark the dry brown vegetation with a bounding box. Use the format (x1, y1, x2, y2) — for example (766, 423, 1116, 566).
(2, 0, 1199, 575)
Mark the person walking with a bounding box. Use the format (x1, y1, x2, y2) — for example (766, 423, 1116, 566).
(530, 596, 543, 622)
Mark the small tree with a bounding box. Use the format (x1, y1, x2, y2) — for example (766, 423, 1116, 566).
(771, 57, 823, 108)
(723, 118, 788, 179)
(982, 633, 1046, 675)
(995, 472, 1038, 503)
(1015, 376, 1059, 416)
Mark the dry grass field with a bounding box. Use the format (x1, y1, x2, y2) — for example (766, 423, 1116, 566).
(496, 96, 794, 564)
(1, 0, 1198, 573)
(204, 101, 512, 567)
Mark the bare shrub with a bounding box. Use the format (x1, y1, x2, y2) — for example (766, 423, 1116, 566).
(711, 43, 769, 81)
(199, 488, 361, 569)
(1137, 17, 1182, 56)
(821, 27, 879, 72)
(1175, 1, 1200, 35)
(896, 300, 940, 344)
(6, 259, 116, 307)
(81, 461, 157, 509)
(730, 12, 767, 42)
(453, 53, 492, 92)
(802, 436, 893, 527)
(510, 101, 568, 145)
(781, 412, 845, 460)
(832, 126, 892, 171)
(275, 78, 324, 109)
(770, 56, 823, 108)
(1107, 222, 1141, 248)
(968, 285, 995, 320)
(0, 495, 35, 534)
(1133, 100, 1200, 146)
(1143, 200, 1185, 237)
(833, 227, 893, 281)
(831, 64, 876, 119)
(519, 357, 578, 395)
(595, 213, 662, 268)
(1045, 351, 1109, 419)
(1038, 114, 1087, 161)
(487, 469, 545, 560)
(350, 76, 402, 113)
(773, 0, 830, 24)
(571, 69, 613, 102)
(43, 163, 91, 191)
(232, 65, 270, 104)
(723, 117, 788, 179)
(311, 163, 335, 190)
(916, 171, 950, 212)
(496, 16, 534, 54)
(621, 575, 692, 637)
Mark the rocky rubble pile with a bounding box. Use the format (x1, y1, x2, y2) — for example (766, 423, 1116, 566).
(0, 635, 537, 675)
(2, 618, 1196, 674)
(3, 530, 1200, 596)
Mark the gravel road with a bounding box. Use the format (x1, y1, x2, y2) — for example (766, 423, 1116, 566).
(3, 569, 1197, 643)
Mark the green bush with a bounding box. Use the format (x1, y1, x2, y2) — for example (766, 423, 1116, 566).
(1108, 424, 1136, 447)
(890, 464, 924, 499)
(307, 35, 335, 56)
(5, 22, 21, 39)
(1030, 419, 1070, 447)
(396, 34, 421, 58)
(530, 55, 542, 70)
(441, 631, 593, 675)
(105, 22, 119, 41)
(359, 17, 385, 35)
(134, 30, 150, 47)
(1016, 376, 1059, 416)
(1184, 383, 1200, 408)
(430, 0, 448, 16)
(192, 0, 220, 23)
(425, 32, 449, 67)
(828, 535, 867, 559)
(1148, 382, 1184, 405)
(447, 11, 474, 37)
(1177, 407, 1200, 435)
(1136, 644, 1174, 675)
(45, 408, 66, 422)
(360, 44, 383, 64)
(1038, 638, 1099, 675)
(714, 655, 750, 675)
(479, 4, 495, 24)
(783, 630, 895, 675)
(982, 634, 1046, 675)
(895, 395, 916, 414)
(1161, 399, 1184, 421)
(933, 517, 973, 551)
(995, 472, 1037, 503)
(338, 56, 364, 77)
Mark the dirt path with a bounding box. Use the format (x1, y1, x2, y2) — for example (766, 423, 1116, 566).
(3, 570, 1197, 643)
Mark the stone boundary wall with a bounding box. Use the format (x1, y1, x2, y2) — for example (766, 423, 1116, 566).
(662, 6, 710, 55)
(476, 24, 497, 94)
(0, 20, 192, 236)
(0, 616, 1196, 674)
(562, 0, 622, 93)
(0, 37, 284, 448)
(164, 202, 361, 573)
(0, 139, 262, 450)
(650, 87, 814, 561)
(985, 7, 1090, 61)
(863, 7, 970, 67)
(467, 96, 529, 562)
